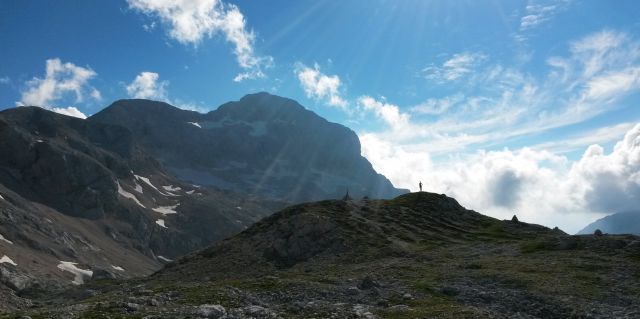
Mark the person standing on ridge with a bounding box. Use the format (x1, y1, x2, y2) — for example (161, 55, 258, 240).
(419, 181, 422, 192)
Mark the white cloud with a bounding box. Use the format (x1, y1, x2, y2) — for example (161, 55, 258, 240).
(125, 72, 210, 113)
(19, 58, 100, 107)
(361, 124, 640, 233)
(520, 3, 558, 30)
(127, 0, 272, 81)
(126, 71, 168, 100)
(531, 122, 637, 154)
(0, 77, 9, 84)
(356, 30, 640, 233)
(515, 1, 572, 43)
(410, 94, 464, 115)
(422, 52, 486, 83)
(295, 63, 347, 109)
(50, 107, 87, 119)
(357, 96, 409, 130)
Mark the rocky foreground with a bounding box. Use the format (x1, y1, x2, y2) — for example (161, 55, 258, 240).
(3, 192, 640, 318)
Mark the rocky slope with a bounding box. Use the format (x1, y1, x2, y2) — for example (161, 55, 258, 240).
(0, 107, 282, 309)
(89, 93, 406, 202)
(578, 211, 640, 235)
(11, 192, 640, 318)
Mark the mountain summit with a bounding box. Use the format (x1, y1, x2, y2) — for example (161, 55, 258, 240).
(90, 93, 407, 202)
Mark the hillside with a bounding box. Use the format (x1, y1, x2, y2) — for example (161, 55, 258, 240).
(12, 192, 640, 318)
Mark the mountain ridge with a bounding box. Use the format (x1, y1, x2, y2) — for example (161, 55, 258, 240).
(89, 92, 407, 202)
(17, 191, 640, 318)
(578, 211, 640, 235)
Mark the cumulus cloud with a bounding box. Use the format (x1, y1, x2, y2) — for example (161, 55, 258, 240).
(125, 71, 209, 112)
(126, 71, 169, 100)
(351, 30, 640, 233)
(19, 58, 100, 107)
(358, 96, 410, 130)
(361, 124, 640, 233)
(571, 125, 640, 213)
(295, 63, 348, 109)
(127, 0, 272, 81)
(0, 77, 9, 84)
(422, 52, 486, 83)
(16, 58, 99, 119)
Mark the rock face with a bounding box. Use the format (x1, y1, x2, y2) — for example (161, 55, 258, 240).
(89, 93, 407, 202)
(577, 211, 640, 235)
(0, 106, 281, 298)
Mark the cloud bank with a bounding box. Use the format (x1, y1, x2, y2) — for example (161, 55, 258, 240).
(362, 123, 640, 234)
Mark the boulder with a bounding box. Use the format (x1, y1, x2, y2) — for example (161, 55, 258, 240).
(91, 268, 117, 280)
(358, 276, 380, 290)
(197, 304, 226, 318)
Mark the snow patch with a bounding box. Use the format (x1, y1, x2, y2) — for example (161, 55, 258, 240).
(0, 255, 17, 266)
(163, 185, 182, 192)
(188, 122, 202, 128)
(156, 219, 167, 228)
(157, 256, 173, 262)
(185, 190, 195, 195)
(35, 139, 44, 143)
(111, 265, 125, 272)
(236, 206, 242, 210)
(134, 175, 161, 193)
(153, 204, 179, 215)
(0, 233, 13, 245)
(57, 261, 93, 285)
(117, 182, 145, 208)
(0, 194, 4, 200)
(134, 182, 143, 194)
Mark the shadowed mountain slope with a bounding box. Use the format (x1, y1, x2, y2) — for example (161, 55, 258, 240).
(0, 107, 281, 308)
(89, 92, 407, 202)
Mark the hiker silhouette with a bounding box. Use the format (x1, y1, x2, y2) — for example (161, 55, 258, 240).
(419, 181, 422, 192)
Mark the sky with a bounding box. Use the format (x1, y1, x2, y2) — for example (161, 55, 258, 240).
(1, 0, 639, 233)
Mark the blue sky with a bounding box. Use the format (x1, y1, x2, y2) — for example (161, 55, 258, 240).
(1, 0, 639, 233)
